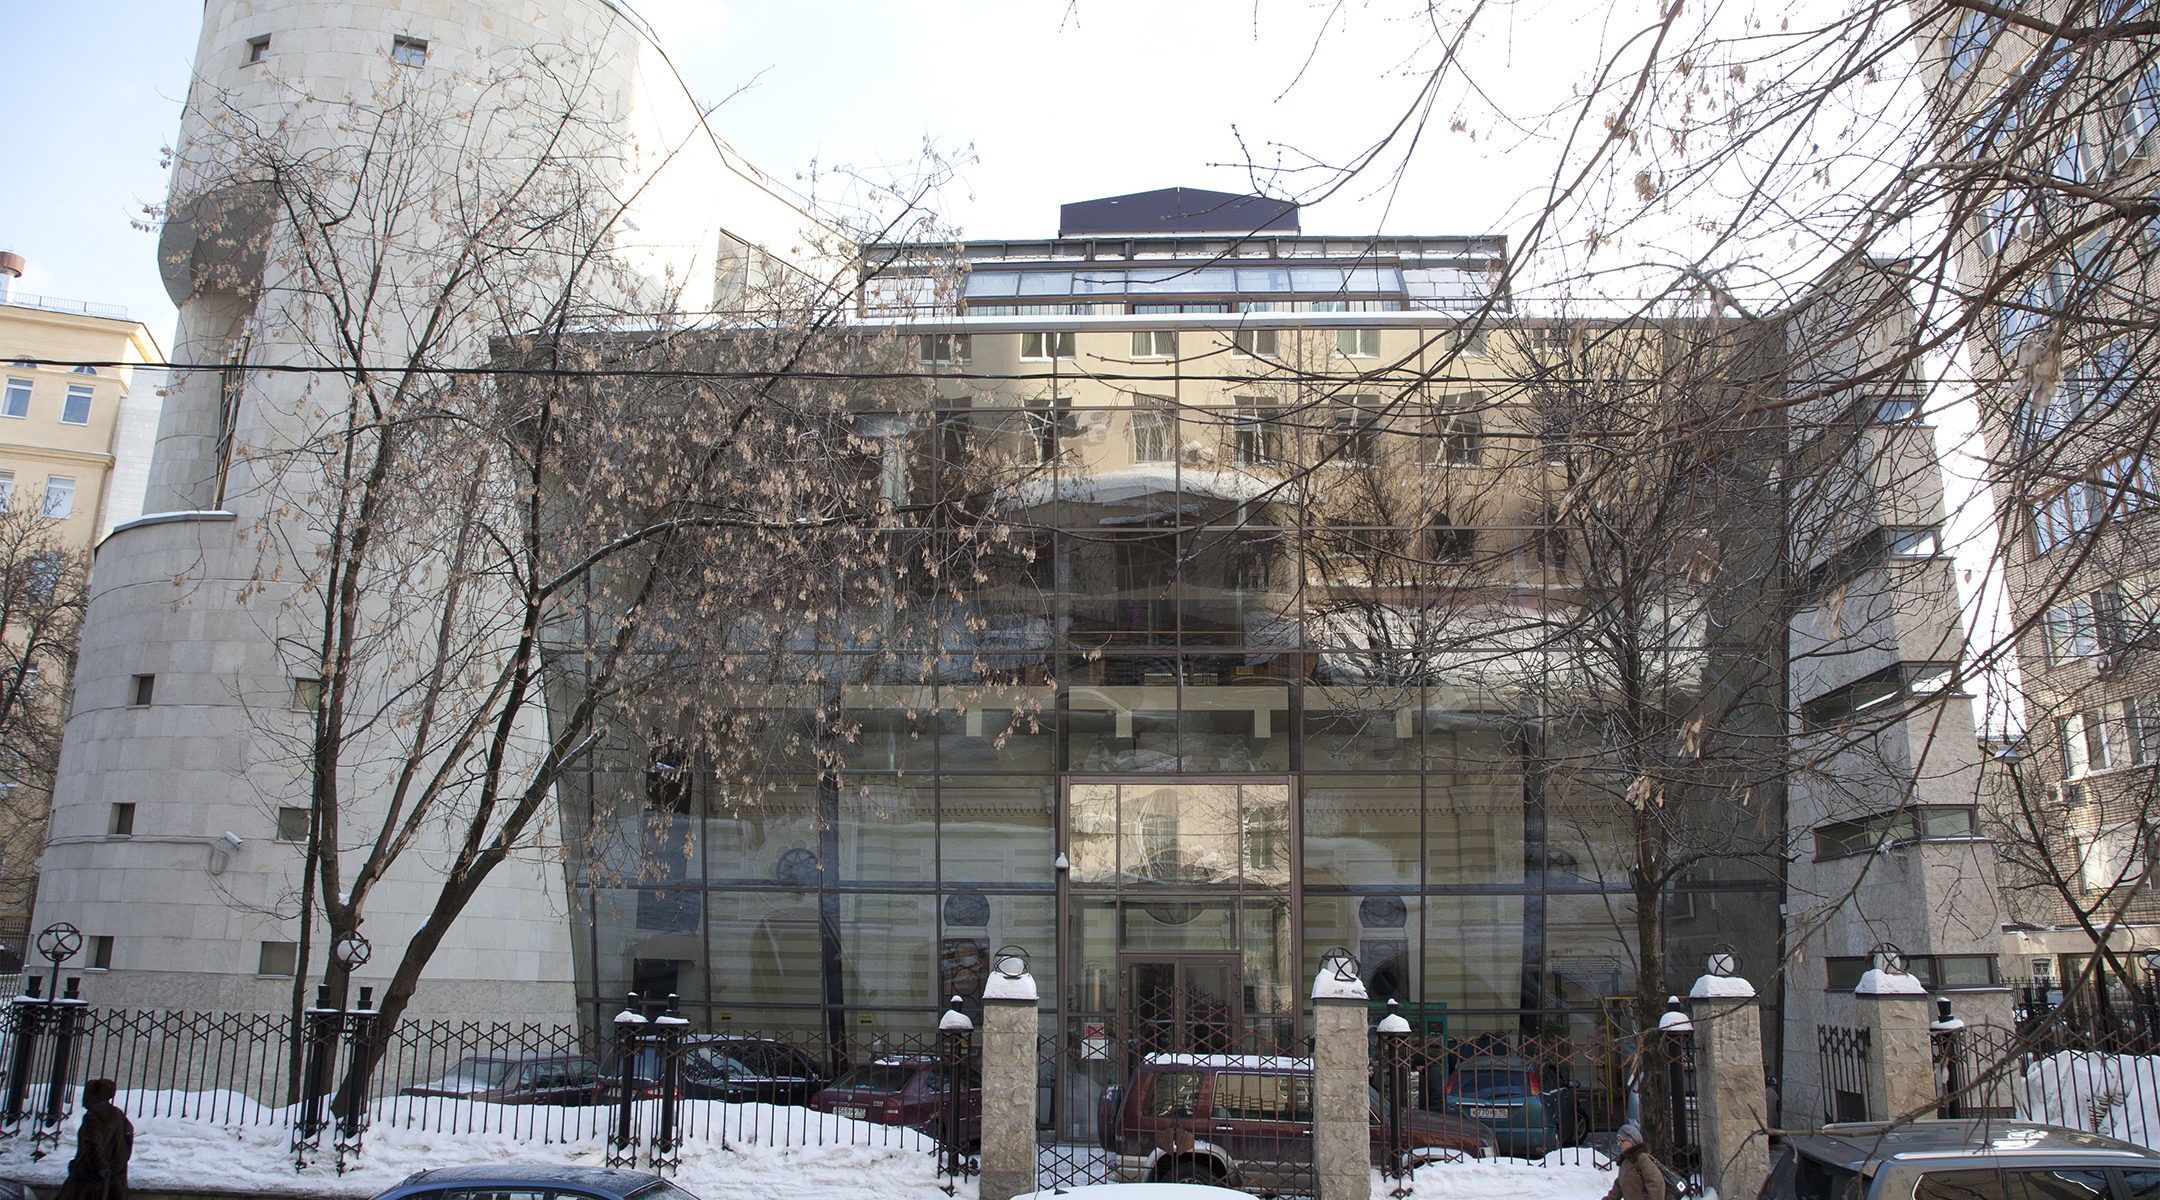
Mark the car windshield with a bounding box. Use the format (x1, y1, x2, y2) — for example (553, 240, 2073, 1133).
(832, 1065, 916, 1093)
(1450, 1069, 1531, 1100)
(628, 1183, 702, 1200)
(433, 1058, 515, 1088)
(685, 1050, 756, 1079)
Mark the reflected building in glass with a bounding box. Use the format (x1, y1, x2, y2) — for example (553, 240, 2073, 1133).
(560, 189, 1997, 1104)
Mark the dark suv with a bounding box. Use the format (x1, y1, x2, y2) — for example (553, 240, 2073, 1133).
(1102, 1053, 1493, 1190)
(806, 1056, 982, 1147)
(1760, 1121, 2160, 1200)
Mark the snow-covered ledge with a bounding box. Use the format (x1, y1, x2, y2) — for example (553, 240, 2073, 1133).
(1691, 973, 1757, 1000)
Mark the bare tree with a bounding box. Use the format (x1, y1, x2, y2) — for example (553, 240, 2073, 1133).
(0, 507, 89, 941)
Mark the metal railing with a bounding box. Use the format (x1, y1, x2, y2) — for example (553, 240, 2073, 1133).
(0, 292, 129, 320)
(1817, 1025, 1871, 1123)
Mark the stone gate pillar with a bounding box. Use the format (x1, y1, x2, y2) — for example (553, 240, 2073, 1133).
(1691, 965, 1770, 1200)
(978, 961, 1040, 1200)
(1312, 956, 1371, 1200)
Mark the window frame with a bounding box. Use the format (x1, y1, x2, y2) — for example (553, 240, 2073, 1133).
(1336, 328, 1380, 359)
(915, 334, 971, 365)
(1019, 330, 1076, 361)
(1131, 398, 1175, 464)
(41, 476, 74, 521)
(2, 377, 30, 419)
(60, 383, 92, 426)
(245, 34, 270, 64)
(1130, 330, 1178, 359)
(391, 36, 428, 67)
(1232, 328, 1280, 358)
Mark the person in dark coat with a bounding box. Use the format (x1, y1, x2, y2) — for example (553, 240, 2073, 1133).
(55, 1077, 132, 1200)
(1603, 1122, 1668, 1200)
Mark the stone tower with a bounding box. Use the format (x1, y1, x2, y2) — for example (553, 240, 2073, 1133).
(34, 0, 829, 1018)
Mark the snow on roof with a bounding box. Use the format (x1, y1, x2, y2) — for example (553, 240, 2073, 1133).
(1689, 974, 1757, 1000)
(1855, 968, 1928, 996)
(1658, 1010, 1695, 1032)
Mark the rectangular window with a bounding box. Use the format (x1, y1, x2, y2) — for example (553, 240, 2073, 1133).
(1449, 328, 1488, 357)
(1337, 328, 1380, 358)
(2046, 597, 2099, 662)
(1826, 954, 1997, 991)
(1435, 401, 1483, 466)
(1328, 399, 1379, 465)
(88, 936, 113, 970)
(0, 470, 13, 512)
(1130, 330, 1177, 359)
(915, 334, 970, 365)
(1801, 662, 1958, 729)
(1019, 331, 1075, 360)
(245, 34, 270, 64)
(1813, 806, 1979, 859)
(130, 674, 155, 707)
(109, 803, 134, 837)
(391, 36, 428, 67)
(1944, 11, 1994, 79)
(276, 807, 310, 843)
(1, 378, 29, 419)
(41, 477, 73, 521)
(1233, 400, 1283, 466)
(60, 384, 91, 426)
(292, 676, 323, 711)
(1132, 399, 1173, 464)
(1887, 527, 1941, 557)
(2032, 486, 2089, 554)
(2098, 452, 2155, 515)
(1233, 329, 1279, 358)
(257, 941, 298, 977)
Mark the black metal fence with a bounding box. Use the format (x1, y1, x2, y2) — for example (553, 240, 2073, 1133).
(0, 988, 981, 1180)
(1817, 1024, 1871, 1123)
(1932, 1016, 2160, 1148)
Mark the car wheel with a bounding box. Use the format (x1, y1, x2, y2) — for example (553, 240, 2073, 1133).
(1168, 1159, 1223, 1184)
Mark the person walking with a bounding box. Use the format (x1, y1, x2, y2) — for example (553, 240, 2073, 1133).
(55, 1077, 132, 1200)
(1603, 1123, 1667, 1200)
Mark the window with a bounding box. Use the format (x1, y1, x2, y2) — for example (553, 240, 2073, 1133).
(915, 334, 970, 365)
(1132, 399, 1173, 464)
(1130, 330, 1177, 359)
(88, 936, 113, 971)
(257, 941, 298, 977)
(26, 553, 59, 605)
(1984, 187, 2030, 257)
(2060, 710, 2108, 776)
(1336, 328, 1380, 358)
(1212, 1072, 1313, 1122)
(68, 365, 94, 376)
(292, 676, 323, 711)
(1801, 662, 1959, 729)
(1814, 806, 1979, 858)
(1327, 399, 1378, 465)
(2, 378, 29, 419)
(1423, 513, 1476, 562)
(1141, 1070, 1202, 1118)
(2081, 821, 2150, 894)
(391, 36, 428, 67)
(1943, 10, 1994, 79)
(60, 384, 91, 426)
(1233, 400, 1283, 466)
(2046, 597, 2100, 662)
(245, 34, 270, 64)
(0, 471, 13, 512)
(1448, 328, 1488, 357)
(1020, 331, 1075, 360)
(1020, 407, 1058, 466)
(1825, 954, 1997, 991)
(2031, 485, 2091, 554)
(130, 674, 155, 707)
(2120, 64, 2160, 164)
(1435, 405, 1482, 466)
(1874, 394, 1922, 422)
(2068, 339, 2138, 420)
(40, 477, 73, 521)
(276, 807, 310, 843)
(1887, 527, 1940, 557)
(1233, 329, 1279, 358)
(109, 803, 134, 837)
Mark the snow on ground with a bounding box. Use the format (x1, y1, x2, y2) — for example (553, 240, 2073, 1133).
(2022, 1052, 2160, 1149)
(0, 1091, 1649, 1200)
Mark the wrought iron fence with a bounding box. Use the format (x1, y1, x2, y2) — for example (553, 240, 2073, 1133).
(0, 991, 981, 1180)
(1817, 1024, 1871, 1123)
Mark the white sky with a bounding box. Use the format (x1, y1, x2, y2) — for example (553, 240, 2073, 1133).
(0, 0, 1644, 347)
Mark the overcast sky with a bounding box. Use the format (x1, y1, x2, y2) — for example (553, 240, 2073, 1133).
(0, 1, 1622, 347)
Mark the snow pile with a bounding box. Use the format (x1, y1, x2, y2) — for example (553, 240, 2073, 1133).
(2021, 1052, 2160, 1148)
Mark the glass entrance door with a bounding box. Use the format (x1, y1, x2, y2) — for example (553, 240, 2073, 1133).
(1120, 952, 1242, 1057)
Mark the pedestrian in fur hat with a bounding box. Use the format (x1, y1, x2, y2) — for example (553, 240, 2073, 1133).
(1603, 1123, 1667, 1200)
(55, 1077, 132, 1200)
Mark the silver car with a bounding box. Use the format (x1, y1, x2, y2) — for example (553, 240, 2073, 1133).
(1760, 1121, 2160, 1200)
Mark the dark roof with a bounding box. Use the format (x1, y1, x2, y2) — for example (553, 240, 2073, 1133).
(1059, 188, 1299, 237)
(1788, 1121, 2160, 1170)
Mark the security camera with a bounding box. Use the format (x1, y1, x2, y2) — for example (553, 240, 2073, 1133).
(221, 831, 244, 850)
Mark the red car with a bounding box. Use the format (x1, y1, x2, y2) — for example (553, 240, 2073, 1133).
(806, 1056, 982, 1148)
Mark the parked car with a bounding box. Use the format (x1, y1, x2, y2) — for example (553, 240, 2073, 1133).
(806, 1055, 982, 1147)
(368, 1164, 701, 1200)
(1101, 1053, 1493, 1190)
(673, 1036, 828, 1105)
(398, 1052, 606, 1106)
(1759, 1120, 2160, 1200)
(1437, 1054, 1585, 1157)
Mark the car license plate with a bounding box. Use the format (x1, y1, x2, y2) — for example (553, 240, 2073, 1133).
(1464, 1105, 1509, 1119)
(835, 1105, 866, 1120)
